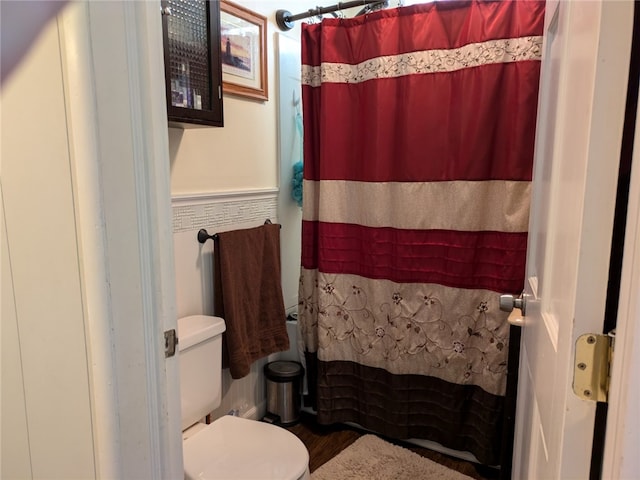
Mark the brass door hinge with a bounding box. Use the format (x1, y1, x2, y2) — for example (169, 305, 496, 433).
(573, 330, 615, 402)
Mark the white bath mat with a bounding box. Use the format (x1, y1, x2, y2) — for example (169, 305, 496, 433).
(311, 434, 475, 480)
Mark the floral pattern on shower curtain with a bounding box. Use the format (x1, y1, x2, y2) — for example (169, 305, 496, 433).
(299, 0, 544, 465)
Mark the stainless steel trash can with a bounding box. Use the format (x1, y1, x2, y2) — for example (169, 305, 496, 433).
(264, 361, 304, 425)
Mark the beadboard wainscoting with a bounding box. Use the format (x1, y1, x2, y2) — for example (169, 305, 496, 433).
(172, 189, 281, 421)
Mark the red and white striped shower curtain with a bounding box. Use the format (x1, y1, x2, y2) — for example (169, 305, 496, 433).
(299, 0, 544, 465)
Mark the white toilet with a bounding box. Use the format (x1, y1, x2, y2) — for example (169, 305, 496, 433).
(178, 315, 310, 480)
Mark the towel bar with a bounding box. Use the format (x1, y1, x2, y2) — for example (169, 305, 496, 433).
(197, 219, 278, 244)
(197, 229, 217, 243)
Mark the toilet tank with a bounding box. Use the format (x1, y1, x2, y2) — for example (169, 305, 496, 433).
(177, 315, 226, 430)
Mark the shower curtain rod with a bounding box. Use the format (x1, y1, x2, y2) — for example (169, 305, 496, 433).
(275, 0, 386, 31)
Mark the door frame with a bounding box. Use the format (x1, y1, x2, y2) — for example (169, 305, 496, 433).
(59, 2, 182, 478)
(602, 63, 640, 480)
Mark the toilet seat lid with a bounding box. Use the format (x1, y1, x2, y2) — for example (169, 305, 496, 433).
(183, 415, 309, 480)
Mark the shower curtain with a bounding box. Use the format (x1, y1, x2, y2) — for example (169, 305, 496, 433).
(298, 0, 544, 465)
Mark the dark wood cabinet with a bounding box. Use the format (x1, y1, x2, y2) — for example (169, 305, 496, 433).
(161, 0, 224, 128)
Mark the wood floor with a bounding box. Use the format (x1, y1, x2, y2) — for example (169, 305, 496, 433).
(285, 412, 500, 480)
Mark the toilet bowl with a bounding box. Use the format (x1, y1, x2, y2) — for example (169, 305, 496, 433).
(178, 315, 310, 480)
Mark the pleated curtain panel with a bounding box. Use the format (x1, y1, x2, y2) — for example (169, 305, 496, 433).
(298, 0, 545, 465)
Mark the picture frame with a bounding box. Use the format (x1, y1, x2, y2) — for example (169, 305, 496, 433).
(220, 0, 268, 101)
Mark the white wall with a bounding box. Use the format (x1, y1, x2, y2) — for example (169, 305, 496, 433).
(170, 0, 315, 195)
(171, 0, 319, 311)
(170, 0, 321, 307)
(170, 0, 319, 421)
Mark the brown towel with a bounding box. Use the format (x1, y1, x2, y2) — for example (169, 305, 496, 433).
(213, 223, 289, 379)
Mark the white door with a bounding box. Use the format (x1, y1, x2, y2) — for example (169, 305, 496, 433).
(512, 1, 634, 479)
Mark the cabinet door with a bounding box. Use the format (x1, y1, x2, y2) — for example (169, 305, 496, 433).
(162, 0, 224, 127)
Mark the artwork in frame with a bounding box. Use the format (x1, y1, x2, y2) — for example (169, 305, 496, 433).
(220, 0, 268, 101)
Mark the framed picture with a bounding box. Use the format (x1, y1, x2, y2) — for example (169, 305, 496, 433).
(220, 0, 268, 101)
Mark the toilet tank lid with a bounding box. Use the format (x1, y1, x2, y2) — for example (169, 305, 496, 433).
(178, 315, 226, 351)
